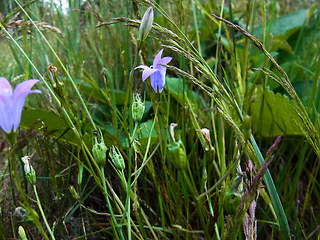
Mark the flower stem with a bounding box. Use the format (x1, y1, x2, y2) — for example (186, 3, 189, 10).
(100, 166, 124, 239)
(130, 122, 138, 145)
(33, 185, 56, 240)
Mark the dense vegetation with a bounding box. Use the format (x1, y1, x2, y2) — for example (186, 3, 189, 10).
(0, 0, 319, 239)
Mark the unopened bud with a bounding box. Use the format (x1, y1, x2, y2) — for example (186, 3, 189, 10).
(21, 156, 36, 185)
(110, 146, 125, 170)
(48, 64, 65, 101)
(18, 226, 28, 240)
(132, 93, 145, 122)
(196, 128, 214, 151)
(137, 6, 154, 46)
(167, 140, 188, 169)
(69, 185, 80, 200)
(92, 131, 107, 167)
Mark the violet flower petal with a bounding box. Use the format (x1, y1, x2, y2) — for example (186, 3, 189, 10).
(150, 71, 165, 92)
(135, 65, 158, 81)
(153, 49, 164, 66)
(0, 77, 13, 94)
(0, 96, 12, 133)
(0, 78, 41, 133)
(159, 56, 172, 65)
(155, 56, 172, 77)
(0, 78, 13, 133)
(136, 49, 172, 93)
(12, 79, 42, 131)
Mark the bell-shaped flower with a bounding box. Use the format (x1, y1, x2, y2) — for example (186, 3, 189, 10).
(0, 77, 41, 133)
(135, 49, 172, 93)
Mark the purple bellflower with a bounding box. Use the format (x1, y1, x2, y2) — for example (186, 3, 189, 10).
(0, 77, 41, 133)
(135, 49, 172, 93)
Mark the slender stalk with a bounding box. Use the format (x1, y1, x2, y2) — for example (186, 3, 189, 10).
(100, 166, 124, 239)
(33, 185, 56, 240)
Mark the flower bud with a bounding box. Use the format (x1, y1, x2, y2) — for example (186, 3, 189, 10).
(92, 131, 108, 167)
(137, 7, 154, 46)
(196, 128, 214, 151)
(110, 146, 125, 170)
(18, 226, 28, 240)
(167, 140, 188, 169)
(69, 185, 80, 200)
(132, 93, 145, 122)
(48, 64, 65, 101)
(21, 156, 36, 185)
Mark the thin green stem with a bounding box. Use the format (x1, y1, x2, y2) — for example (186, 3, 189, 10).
(100, 166, 125, 239)
(130, 122, 139, 145)
(33, 185, 56, 240)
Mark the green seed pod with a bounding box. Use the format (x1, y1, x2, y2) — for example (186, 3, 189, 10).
(92, 133, 108, 167)
(132, 93, 145, 122)
(110, 146, 125, 170)
(167, 140, 188, 170)
(137, 6, 154, 46)
(26, 170, 36, 186)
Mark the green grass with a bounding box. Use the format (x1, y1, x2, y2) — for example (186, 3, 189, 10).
(0, 0, 319, 239)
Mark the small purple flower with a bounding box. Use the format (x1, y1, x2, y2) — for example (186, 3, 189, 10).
(135, 49, 172, 93)
(0, 77, 41, 133)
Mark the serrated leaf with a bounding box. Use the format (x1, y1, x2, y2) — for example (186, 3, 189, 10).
(250, 85, 304, 137)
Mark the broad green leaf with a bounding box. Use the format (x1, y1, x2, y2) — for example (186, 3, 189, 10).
(138, 120, 158, 138)
(20, 108, 82, 145)
(250, 85, 304, 137)
(253, 9, 308, 39)
(133, 120, 159, 152)
(20, 108, 97, 147)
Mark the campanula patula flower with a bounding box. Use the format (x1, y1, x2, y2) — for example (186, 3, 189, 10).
(135, 49, 172, 93)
